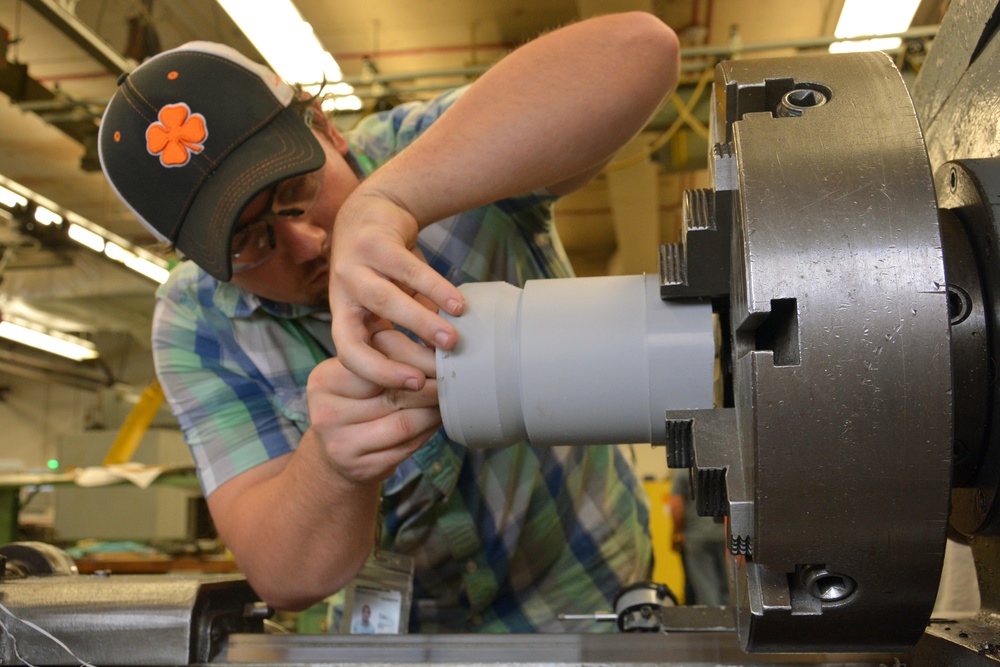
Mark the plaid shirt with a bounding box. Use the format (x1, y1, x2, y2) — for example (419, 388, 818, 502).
(152, 88, 652, 632)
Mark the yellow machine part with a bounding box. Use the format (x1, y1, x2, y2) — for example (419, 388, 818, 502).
(102, 379, 166, 465)
(643, 479, 685, 604)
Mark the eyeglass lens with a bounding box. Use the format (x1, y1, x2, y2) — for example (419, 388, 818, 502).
(230, 171, 321, 272)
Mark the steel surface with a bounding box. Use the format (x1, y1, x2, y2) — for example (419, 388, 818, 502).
(664, 51, 954, 652)
(0, 574, 259, 665)
(221, 631, 907, 666)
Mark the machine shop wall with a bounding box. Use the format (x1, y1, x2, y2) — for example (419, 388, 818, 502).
(555, 162, 709, 279)
(0, 380, 90, 472)
(1, 374, 177, 465)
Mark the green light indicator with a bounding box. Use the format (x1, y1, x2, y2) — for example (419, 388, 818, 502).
(46, 459, 59, 470)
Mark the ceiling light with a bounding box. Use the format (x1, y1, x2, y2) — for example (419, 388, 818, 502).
(0, 185, 28, 210)
(322, 83, 364, 112)
(0, 173, 172, 284)
(125, 256, 170, 283)
(103, 241, 133, 263)
(216, 0, 362, 109)
(33, 205, 62, 226)
(68, 223, 105, 252)
(0, 316, 98, 361)
(105, 242, 170, 283)
(830, 0, 922, 53)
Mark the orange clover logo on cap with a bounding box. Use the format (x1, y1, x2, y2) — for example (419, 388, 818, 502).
(145, 103, 207, 168)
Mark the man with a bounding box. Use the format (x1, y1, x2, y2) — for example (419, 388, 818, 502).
(351, 605, 376, 635)
(99, 12, 680, 632)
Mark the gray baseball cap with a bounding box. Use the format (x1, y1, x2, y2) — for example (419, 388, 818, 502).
(98, 41, 326, 281)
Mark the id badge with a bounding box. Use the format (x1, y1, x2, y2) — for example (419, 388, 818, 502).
(337, 551, 415, 635)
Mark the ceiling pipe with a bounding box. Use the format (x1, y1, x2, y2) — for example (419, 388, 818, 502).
(16, 9, 938, 106)
(0, 348, 111, 392)
(23, 0, 939, 90)
(340, 65, 489, 87)
(23, 0, 133, 76)
(681, 25, 938, 58)
(12, 10, 938, 150)
(334, 42, 514, 63)
(15, 99, 107, 111)
(338, 27, 937, 89)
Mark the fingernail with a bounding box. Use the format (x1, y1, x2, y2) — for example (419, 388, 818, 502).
(446, 299, 463, 315)
(404, 378, 421, 391)
(434, 331, 451, 349)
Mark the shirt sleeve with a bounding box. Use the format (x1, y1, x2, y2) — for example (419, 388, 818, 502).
(348, 87, 558, 233)
(348, 89, 569, 286)
(347, 87, 467, 172)
(152, 271, 302, 497)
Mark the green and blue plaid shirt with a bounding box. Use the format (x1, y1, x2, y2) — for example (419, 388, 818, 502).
(152, 88, 652, 632)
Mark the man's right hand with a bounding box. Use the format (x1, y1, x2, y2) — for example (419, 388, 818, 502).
(307, 328, 442, 484)
(329, 190, 464, 392)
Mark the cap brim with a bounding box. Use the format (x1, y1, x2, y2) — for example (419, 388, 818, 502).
(177, 106, 326, 281)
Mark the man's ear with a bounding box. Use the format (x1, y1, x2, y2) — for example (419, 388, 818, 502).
(327, 127, 350, 156)
(310, 104, 350, 156)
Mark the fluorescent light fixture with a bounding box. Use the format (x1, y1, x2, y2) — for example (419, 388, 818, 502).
(126, 256, 170, 283)
(105, 242, 171, 283)
(322, 97, 364, 112)
(0, 185, 28, 209)
(33, 205, 62, 226)
(217, 0, 362, 109)
(68, 223, 105, 252)
(67, 214, 171, 284)
(0, 173, 171, 284)
(0, 317, 98, 361)
(830, 0, 921, 53)
(322, 82, 364, 112)
(103, 241, 134, 263)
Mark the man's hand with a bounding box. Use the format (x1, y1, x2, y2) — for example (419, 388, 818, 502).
(330, 191, 464, 390)
(205, 329, 439, 611)
(328, 13, 679, 389)
(308, 329, 443, 484)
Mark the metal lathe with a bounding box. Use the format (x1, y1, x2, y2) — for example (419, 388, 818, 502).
(4, 0, 1000, 664)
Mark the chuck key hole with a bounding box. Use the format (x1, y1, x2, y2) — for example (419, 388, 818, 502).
(948, 284, 973, 326)
(814, 575, 849, 600)
(785, 89, 826, 109)
(775, 83, 832, 118)
(799, 564, 858, 604)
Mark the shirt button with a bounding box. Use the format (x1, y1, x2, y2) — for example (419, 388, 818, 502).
(466, 560, 477, 573)
(430, 462, 443, 474)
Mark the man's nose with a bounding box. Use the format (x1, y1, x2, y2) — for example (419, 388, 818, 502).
(274, 219, 328, 263)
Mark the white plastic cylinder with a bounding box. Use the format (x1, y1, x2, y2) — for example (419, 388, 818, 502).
(436, 274, 715, 448)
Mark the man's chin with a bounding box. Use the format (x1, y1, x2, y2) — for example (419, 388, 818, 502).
(247, 286, 328, 308)
(310, 288, 329, 308)
(289, 287, 329, 308)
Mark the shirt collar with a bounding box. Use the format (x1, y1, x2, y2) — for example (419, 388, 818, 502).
(207, 270, 325, 320)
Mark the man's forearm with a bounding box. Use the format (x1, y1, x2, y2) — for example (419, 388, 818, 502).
(208, 429, 380, 610)
(327, 12, 679, 388)
(356, 11, 680, 226)
(207, 343, 440, 609)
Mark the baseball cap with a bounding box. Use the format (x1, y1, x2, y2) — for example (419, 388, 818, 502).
(98, 41, 327, 281)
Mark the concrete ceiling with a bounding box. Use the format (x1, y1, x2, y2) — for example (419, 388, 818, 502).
(0, 0, 947, 390)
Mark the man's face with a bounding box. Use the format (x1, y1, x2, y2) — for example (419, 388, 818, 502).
(228, 128, 360, 305)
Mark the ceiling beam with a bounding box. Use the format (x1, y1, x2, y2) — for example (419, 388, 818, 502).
(0, 63, 100, 163)
(22, 0, 132, 77)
